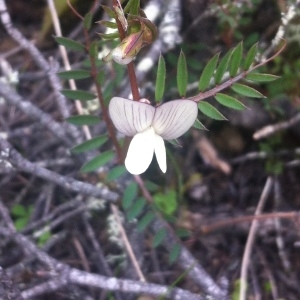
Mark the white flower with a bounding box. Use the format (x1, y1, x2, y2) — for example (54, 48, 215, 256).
(109, 97, 198, 175)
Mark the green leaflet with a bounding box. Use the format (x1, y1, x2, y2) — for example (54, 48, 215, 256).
(229, 42, 243, 77)
(99, 32, 119, 40)
(177, 50, 188, 97)
(155, 54, 166, 102)
(169, 244, 181, 264)
(244, 43, 258, 70)
(246, 73, 279, 82)
(193, 119, 208, 130)
(83, 12, 93, 30)
(106, 165, 127, 181)
(198, 53, 219, 91)
(215, 48, 233, 84)
(231, 83, 265, 98)
(137, 212, 155, 232)
(122, 182, 138, 209)
(80, 150, 115, 172)
(215, 93, 247, 110)
(127, 197, 147, 221)
(58, 70, 91, 80)
(153, 227, 167, 248)
(66, 115, 100, 126)
(71, 135, 108, 154)
(61, 89, 96, 101)
(54, 36, 85, 52)
(153, 190, 177, 215)
(101, 5, 116, 18)
(198, 101, 227, 120)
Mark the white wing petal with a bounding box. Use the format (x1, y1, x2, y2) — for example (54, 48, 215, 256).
(154, 134, 166, 173)
(125, 127, 156, 175)
(152, 100, 198, 140)
(109, 97, 155, 136)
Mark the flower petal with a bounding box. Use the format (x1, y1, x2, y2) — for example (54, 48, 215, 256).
(154, 134, 166, 173)
(109, 97, 155, 136)
(125, 127, 156, 175)
(152, 99, 198, 140)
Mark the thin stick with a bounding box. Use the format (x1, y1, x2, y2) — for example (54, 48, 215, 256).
(239, 176, 274, 300)
(110, 204, 146, 282)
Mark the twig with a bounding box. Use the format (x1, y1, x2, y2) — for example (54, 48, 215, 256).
(0, 81, 73, 146)
(200, 211, 298, 234)
(0, 200, 204, 300)
(239, 176, 274, 300)
(253, 112, 300, 140)
(0, 137, 118, 201)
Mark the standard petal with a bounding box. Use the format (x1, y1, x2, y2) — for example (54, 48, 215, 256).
(109, 97, 155, 136)
(154, 134, 166, 173)
(125, 127, 156, 175)
(152, 99, 198, 140)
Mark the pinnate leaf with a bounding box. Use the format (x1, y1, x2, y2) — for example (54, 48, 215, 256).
(58, 70, 91, 80)
(229, 42, 243, 77)
(71, 135, 108, 154)
(198, 53, 219, 91)
(198, 101, 227, 120)
(231, 83, 265, 98)
(66, 115, 100, 126)
(61, 89, 96, 101)
(177, 50, 188, 97)
(81, 150, 115, 172)
(215, 93, 247, 110)
(244, 43, 258, 70)
(54, 36, 85, 52)
(155, 54, 166, 102)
